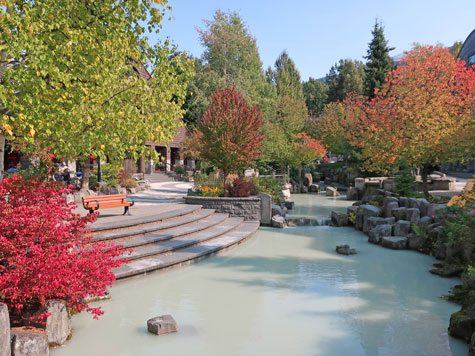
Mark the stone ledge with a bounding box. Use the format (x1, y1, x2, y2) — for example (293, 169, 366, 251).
(185, 196, 260, 220)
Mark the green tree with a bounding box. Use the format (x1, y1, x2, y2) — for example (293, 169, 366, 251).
(196, 9, 275, 120)
(326, 59, 365, 102)
(363, 21, 394, 98)
(450, 41, 464, 57)
(303, 77, 329, 116)
(267, 50, 304, 100)
(0, 0, 194, 188)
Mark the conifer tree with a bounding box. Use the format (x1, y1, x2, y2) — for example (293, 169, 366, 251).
(364, 21, 394, 98)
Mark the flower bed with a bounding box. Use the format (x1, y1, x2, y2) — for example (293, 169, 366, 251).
(184, 196, 261, 221)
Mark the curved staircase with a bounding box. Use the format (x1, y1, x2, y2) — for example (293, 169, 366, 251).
(89, 205, 260, 280)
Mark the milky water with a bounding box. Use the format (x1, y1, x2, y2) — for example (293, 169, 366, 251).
(52, 194, 468, 356)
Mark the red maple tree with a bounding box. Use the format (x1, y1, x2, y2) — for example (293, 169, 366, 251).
(355, 46, 475, 195)
(0, 177, 126, 322)
(190, 85, 264, 183)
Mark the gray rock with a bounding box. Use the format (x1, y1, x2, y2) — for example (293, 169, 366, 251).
(282, 189, 291, 199)
(399, 197, 409, 208)
(393, 220, 411, 237)
(326, 186, 340, 197)
(381, 236, 408, 249)
(73, 189, 96, 203)
(385, 201, 399, 219)
(470, 332, 475, 356)
(10, 328, 49, 356)
(416, 198, 430, 216)
(272, 204, 285, 218)
(300, 186, 308, 193)
(368, 224, 392, 244)
(418, 215, 432, 228)
(109, 185, 126, 195)
(406, 208, 420, 224)
(271, 215, 286, 228)
(428, 203, 446, 218)
(147, 315, 178, 335)
(44, 300, 71, 346)
(336, 245, 357, 255)
(392, 207, 408, 221)
(331, 211, 349, 227)
(303, 173, 313, 187)
(0, 303, 10, 356)
(309, 184, 320, 193)
(408, 232, 425, 250)
(127, 187, 137, 194)
(259, 193, 272, 225)
(346, 187, 359, 200)
(284, 200, 295, 210)
(366, 216, 395, 232)
(383, 196, 399, 208)
(407, 198, 418, 209)
(361, 205, 383, 233)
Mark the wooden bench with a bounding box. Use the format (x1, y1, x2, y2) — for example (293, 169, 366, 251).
(82, 194, 134, 215)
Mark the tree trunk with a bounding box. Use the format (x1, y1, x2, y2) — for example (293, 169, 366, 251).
(0, 132, 4, 182)
(80, 157, 91, 190)
(421, 164, 430, 197)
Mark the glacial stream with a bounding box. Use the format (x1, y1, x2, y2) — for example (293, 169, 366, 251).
(52, 194, 468, 356)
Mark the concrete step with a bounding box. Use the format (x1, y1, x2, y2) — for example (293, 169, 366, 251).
(114, 221, 260, 279)
(144, 173, 172, 183)
(124, 217, 244, 261)
(90, 204, 202, 233)
(92, 208, 215, 242)
(117, 213, 230, 249)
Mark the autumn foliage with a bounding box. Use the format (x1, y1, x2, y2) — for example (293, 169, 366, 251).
(189, 85, 264, 179)
(355, 46, 475, 175)
(0, 177, 126, 322)
(295, 133, 327, 164)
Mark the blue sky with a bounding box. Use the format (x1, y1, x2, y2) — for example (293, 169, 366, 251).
(154, 0, 475, 81)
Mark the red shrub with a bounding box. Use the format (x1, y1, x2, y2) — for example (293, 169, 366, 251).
(0, 176, 126, 322)
(225, 178, 255, 198)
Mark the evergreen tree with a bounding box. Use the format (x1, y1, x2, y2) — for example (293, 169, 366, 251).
(326, 59, 365, 102)
(303, 78, 329, 116)
(364, 21, 395, 98)
(268, 51, 304, 100)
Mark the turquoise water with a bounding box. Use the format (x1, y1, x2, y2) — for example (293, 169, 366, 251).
(52, 194, 468, 356)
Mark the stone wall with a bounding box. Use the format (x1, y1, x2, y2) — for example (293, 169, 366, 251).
(184, 196, 261, 221)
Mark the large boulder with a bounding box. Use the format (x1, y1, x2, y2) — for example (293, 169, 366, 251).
(272, 204, 285, 218)
(470, 333, 475, 356)
(392, 207, 408, 221)
(385, 201, 399, 219)
(393, 220, 411, 237)
(407, 198, 418, 209)
(366, 216, 395, 233)
(109, 185, 127, 195)
(271, 215, 286, 228)
(309, 184, 320, 193)
(326, 186, 340, 197)
(303, 173, 313, 187)
(406, 208, 420, 225)
(416, 198, 430, 217)
(346, 187, 359, 201)
(408, 232, 425, 250)
(0, 303, 10, 356)
(449, 307, 475, 342)
(331, 211, 349, 227)
(368, 224, 392, 244)
(10, 328, 49, 356)
(147, 315, 178, 335)
(399, 197, 409, 208)
(300, 186, 309, 193)
(355, 204, 381, 231)
(284, 200, 295, 210)
(282, 189, 291, 199)
(381, 236, 408, 249)
(44, 300, 71, 346)
(417, 215, 433, 228)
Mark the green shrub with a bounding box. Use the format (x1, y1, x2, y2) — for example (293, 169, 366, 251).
(100, 162, 122, 186)
(394, 162, 416, 197)
(252, 176, 283, 203)
(174, 165, 186, 175)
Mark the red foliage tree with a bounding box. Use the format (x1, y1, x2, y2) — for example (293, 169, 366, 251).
(295, 133, 327, 165)
(191, 85, 264, 183)
(0, 177, 126, 322)
(355, 46, 475, 195)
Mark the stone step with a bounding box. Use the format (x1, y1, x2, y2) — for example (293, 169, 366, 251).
(92, 208, 215, 242)
(116, 213, 230, 250)
(114, 221, 260, 279)
(89, 204, 202, 233)
(124, 217, 244, 261)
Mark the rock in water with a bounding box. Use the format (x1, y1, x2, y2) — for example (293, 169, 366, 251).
(10, 328, 49, 356)
(0, 303, 10, 356)
(336, 245, 357, 255)
(147, 315, 178, 335)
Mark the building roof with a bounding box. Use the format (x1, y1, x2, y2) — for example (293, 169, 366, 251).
(458, 29, 475, 66)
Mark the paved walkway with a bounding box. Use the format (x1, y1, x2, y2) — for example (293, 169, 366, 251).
(75, 180, 193, 227)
